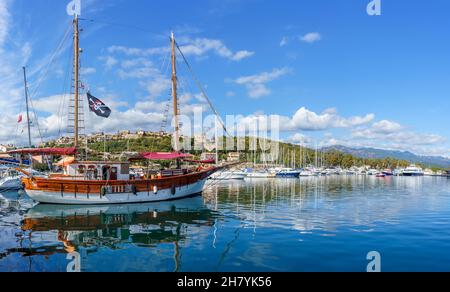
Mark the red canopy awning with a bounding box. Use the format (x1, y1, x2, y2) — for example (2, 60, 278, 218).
(140, 152, 193, 161)
(184, 159, 216, 164)
(8, 147, 77, 156)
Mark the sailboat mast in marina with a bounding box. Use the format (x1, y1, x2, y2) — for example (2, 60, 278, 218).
(171, 32, 181, 153)
(22, 67, 32, 148)
(73, 15, 80, 149)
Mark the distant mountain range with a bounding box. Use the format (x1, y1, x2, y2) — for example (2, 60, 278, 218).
(322, 145, 450, 168)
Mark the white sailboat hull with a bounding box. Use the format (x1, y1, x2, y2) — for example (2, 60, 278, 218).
(0, 177, 22, 190)
(26, 178, 208, 205)
(209, 172, 246, 180)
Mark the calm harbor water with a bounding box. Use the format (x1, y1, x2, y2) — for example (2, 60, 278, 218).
(1, 176, 450, 272)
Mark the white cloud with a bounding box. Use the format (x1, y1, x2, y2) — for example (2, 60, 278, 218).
(313, 120, 449, 157)
(118, 65, 159, 79)
(321, 133, 449, 158)
(80, 67, 96, 75)
(371, 120, 403, 134)
(0, 0, 33, 124)
(230, 50, 254, 61)
(178, 37, 254, 61)
(280, 36, 288, 47)
(107, 45, 169, 57)
(288, 133, 312, 145)
(114, 58, 161, 80)
(120, 58, 152, 69)
(232, 67, 291, 98)
(300, 32, 321, 43)
(223, 107, 375, 139)
(225, 91, 235, 97)
(352, 126, 446, 146)
(108, 37, 254, 62)
(285, 107, 375, 131)
(0, 0, 10, 48)
(3, 86, 211, 145)
(145, 76, 172, 99)
(32, 94, 66, 113)
(99, 56, 118, 70)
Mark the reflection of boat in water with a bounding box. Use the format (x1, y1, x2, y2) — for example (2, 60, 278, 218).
(0, 190, 24, 202)
(23, 196, 214, 232)
(20, 197, 217, 263)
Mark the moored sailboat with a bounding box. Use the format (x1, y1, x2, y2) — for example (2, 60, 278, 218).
(19, 16, 224, 205)
(276, 168, 301, 178)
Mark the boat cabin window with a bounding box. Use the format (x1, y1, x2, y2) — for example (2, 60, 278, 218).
(102, 166, 110, 181)
(121, 164, 129, 175)
(86, 165, 98, 180)
(78, 165, 86, 175)
(110, 167, 118, 180)
(102, 166, 118, 181)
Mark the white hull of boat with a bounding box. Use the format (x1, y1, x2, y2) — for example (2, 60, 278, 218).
(210, 172, 246, 180)
(299, 171, 316, 177)
(402, 173, 424, 177)
(26, 178, 208, 205)
(0, 177, 22, 190)
(246, 173, 275, 179)
(210, 176, 245, 181)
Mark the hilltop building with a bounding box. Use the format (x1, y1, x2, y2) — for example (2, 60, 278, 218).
(0, 144, 15, 153)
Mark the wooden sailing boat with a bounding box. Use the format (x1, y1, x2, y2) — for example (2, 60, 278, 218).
(19, 16, 223, 205)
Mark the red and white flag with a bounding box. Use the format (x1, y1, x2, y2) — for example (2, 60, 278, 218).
(17, 114, 23, 123)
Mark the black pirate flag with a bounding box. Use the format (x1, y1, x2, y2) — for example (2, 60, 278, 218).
(87, 92, 112, 118)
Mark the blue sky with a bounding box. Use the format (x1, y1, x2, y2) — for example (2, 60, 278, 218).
(0, 0, 449, 157)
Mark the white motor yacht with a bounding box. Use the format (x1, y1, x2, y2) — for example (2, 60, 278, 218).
(210, 171, 246, 181)
(0, 168, 43, 190)
(299, 169, 316, 177)
(403, 165, 424, 177)
(246, 170, 276, 179)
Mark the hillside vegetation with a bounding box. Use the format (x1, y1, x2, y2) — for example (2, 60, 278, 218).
(43, 136, 445, 171)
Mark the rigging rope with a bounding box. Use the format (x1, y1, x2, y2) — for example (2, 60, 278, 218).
(175, 41, 232, 139)
(28, 24, 72, 101)
(22, 23, 73, 146)
(79, 18, 163, 37)
(57, 38, 74, 138)
(149, 49, 172, 153)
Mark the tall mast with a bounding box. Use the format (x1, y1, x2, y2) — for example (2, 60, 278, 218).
(22, 67, 32, 148)
(171, 32, 181, 152)
(73, 15, 80, 149)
